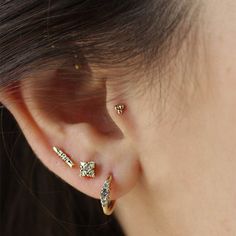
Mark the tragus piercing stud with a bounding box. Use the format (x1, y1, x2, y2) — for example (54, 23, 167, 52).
(114, 104, 125, 115)
(79, 161, 96, 178)
(100, 175, 116, 215)
(52, 146, 75, 168)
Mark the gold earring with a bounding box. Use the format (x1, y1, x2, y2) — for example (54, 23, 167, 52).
(79, 161, 96, 178)
(100, 175, 116, 215)
(52, 146, 75, 168)
(114, 104, 125, 115)
(74, 64, 80, 70)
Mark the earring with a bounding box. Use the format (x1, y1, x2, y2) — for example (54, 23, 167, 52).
(114, 104, 125, 115)
(100, 175, 116, 215)
(52, 146, 75, 168)
(79, 161, 96, 178)
(74, 64, 80, 70)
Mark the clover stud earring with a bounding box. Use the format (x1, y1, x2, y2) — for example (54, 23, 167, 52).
(114, 104, 125, 115)
(79, 161, 96, 178)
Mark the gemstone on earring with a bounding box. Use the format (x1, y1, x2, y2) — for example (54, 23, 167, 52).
(100, 176, 111, 207)
(114, 104, 125, 115)
(79, 161, 96, 178)
(100, 175, 115, 215)
(52, 146, 75, 168)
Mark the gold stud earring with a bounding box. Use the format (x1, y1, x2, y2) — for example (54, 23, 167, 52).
(52, 146, 75, 168)
(100, 175, 116, 215)
(114, 104, 125, 115)
(74, 64, 80, 70)
(79, 161, 96, 178)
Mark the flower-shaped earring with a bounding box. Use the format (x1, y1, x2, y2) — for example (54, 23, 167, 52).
(114, 104, 125, 115)
(79, 161, 96, 178)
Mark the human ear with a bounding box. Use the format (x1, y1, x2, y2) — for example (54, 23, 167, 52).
(0, 60, 140, 210)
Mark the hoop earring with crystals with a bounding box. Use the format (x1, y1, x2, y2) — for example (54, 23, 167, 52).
(100, 175, 116, 215)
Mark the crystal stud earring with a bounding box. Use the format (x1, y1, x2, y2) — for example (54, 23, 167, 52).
(52, 146, 75, 168)
(79, 161, 96, 178)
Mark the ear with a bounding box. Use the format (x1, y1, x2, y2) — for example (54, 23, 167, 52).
(0, 60, 140, 202)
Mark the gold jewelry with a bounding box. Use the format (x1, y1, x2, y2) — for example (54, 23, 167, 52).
(100, 175, 115, 215)
(74, 64, 80, 70)
(79, 161, 96, 178)
(52, 146, 75, 168)
(114, 104, 125, 115)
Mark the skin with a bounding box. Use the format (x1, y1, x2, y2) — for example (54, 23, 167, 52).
(1, 0, 236, 235)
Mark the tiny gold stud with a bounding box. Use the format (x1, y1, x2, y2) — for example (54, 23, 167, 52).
(114, 104, 125, 115)
(74, 64, 80, 70)
(52, 146, 75, 168)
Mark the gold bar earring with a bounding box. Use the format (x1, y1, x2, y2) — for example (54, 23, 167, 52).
(52, 146, 75, 168)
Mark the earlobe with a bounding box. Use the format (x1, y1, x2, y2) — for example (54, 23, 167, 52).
(0, 65, 141, 214)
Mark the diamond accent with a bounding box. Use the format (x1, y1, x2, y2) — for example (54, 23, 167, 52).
(100, 176, 112, 207)
(52, 146, 75, 168)
(79, 161, 96, 178)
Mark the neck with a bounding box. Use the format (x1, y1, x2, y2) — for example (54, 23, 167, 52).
(115, 160, 236, 235)
(115, 180, 164, 235)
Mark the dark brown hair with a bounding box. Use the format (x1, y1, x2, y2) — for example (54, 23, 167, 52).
(0, 1, 199, 235)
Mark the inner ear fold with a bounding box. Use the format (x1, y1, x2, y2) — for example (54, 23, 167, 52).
(20, 59, 123, 138)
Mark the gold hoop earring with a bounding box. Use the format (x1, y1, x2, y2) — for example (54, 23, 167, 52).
(100, 175, 116, 215)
